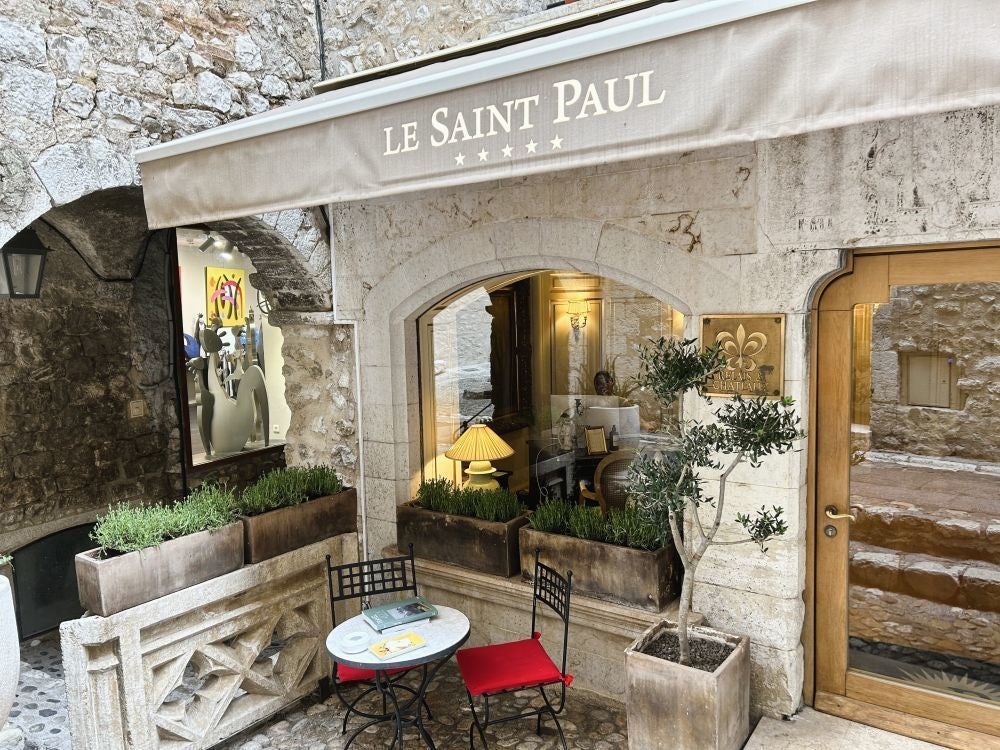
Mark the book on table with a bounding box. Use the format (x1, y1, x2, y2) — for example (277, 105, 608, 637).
(368, 631, 428, 660)
(362, 595, 437, 631)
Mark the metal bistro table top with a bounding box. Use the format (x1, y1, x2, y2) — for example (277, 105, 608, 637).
(326, 604, 470, 671)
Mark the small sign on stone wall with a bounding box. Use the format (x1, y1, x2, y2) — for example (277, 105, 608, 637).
(701, 314, 785, 398)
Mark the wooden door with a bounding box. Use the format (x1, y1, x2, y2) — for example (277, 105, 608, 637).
(814, 248, 1000, 748)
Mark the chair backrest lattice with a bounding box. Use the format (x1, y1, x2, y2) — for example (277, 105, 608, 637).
(326, 544, 418, 627)
(595, 449, 637, 512)
(530, 549, 573, 677)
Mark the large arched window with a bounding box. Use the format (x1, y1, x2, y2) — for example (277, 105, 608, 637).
(418, 270, 683, 500)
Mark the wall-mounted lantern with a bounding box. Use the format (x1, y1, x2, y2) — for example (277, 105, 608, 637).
(566, 299, 589, 331)
(0, 228, 49, 299)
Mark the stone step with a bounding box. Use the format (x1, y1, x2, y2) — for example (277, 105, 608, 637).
(849, 585, 999, 669)
(747, 708, 946, 749)
(850, 542, 1000, 612)
(850, 499, 999, 565)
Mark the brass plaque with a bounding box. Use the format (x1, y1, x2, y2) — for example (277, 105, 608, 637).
(701, 314, 785, 398)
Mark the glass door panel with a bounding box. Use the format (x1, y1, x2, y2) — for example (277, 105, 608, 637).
(847, 284, 1000, 707)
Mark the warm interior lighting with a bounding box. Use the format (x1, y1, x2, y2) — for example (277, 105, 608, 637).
(445, 423, 514, 489)
(566, 299, 589, 331)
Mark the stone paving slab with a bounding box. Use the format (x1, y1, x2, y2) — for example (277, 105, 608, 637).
(745, 708, 946, 750)
(218, 663, 628, 750)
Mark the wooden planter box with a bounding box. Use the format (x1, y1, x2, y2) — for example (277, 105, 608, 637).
(242, 488, 358, 563)
(75, 522, 244, 617)
(625, 621, 750, 750)
(396, 502, 530, 577)
(520, 527, 681, 611)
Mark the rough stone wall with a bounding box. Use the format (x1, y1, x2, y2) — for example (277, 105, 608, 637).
(869, 283, 1000, 462)
(0, 233, 175, 548)
(850, 586, 999, 666)
(0, 229, 289, 552)
(0, 1, 342, 548)
(317, 0, 612, 78)
(0, 0, 323, 243)
(273, 312, 359, 484)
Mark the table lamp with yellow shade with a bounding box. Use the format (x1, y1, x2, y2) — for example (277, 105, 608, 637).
(445, 423, 514, 490)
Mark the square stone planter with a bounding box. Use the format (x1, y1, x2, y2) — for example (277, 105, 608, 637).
(0, 560, 11, 594)
(396, 502, 530, 577)
(0, 573, 17, 727)
(520, 527, 681, 611)
(242, 488, 358, 563)
(75, 522, 244, 617)
(625, 621, 750, 750)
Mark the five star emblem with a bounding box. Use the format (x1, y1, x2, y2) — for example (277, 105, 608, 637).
(525, 140, 538, 154)
(477, 149, 489, 162)
(454, 152, 466, 166)
(550, 135, 563, 150)
(501, 144, 513, 158)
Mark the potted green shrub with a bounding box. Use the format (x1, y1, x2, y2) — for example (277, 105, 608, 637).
(623, 337, 801, 750)
(237, 465, 357, 563)
(397, 479, 529, 577)
(75, 484, 243, 617)
(520, 500, 681, 611)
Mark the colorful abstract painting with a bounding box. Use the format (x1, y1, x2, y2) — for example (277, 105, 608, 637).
(206, 267, 245, 326)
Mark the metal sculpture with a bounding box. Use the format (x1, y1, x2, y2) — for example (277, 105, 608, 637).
(187, 312, 270, 456)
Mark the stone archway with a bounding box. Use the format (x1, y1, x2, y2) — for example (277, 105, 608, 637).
(342, 217, 736, 557)
(0, 185, 334, 553)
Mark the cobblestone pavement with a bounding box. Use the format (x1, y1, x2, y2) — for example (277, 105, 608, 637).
(220, 663, 628, 750)
(3, 632, 71, 750)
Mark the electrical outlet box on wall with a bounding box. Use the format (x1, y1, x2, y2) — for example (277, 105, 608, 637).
(128, 400, 146, 419)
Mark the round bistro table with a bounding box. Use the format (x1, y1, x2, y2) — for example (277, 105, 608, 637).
(326, 605, 470, 749)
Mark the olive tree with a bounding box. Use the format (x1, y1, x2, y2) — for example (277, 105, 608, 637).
(626, 337, 801, 665)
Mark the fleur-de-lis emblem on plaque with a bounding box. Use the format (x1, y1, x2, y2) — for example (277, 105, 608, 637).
(716, 324, 767, 372)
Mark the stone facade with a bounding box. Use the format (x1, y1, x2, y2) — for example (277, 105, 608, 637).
(870, 282, 1000, 463)
(0, 228, 175, 547)
(0, 2, 342, 553)
(328, 104, 1000, 718)
(4, 0, 1000, 729)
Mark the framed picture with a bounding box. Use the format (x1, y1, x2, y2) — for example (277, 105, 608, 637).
(206, 266, 246, 326)
(585, 426, 608, 455)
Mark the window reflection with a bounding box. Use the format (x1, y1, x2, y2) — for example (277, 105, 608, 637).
(419, 271, 683, 505)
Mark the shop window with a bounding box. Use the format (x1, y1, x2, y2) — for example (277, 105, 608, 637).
(174, 228, 290, 466)
(418, 271, 683, 501)
(902, 353, 961, 409)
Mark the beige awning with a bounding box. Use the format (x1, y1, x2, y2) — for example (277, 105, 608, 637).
(136, 0, 1000, 229)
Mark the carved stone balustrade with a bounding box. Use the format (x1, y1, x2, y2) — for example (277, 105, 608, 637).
(61, 535, 358, 750)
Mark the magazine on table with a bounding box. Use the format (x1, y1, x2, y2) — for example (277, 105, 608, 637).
(368, 631, 427, 660)
(362, 595, 437, 631)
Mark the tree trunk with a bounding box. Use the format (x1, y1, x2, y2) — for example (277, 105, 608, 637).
(677, 562, 696, 665)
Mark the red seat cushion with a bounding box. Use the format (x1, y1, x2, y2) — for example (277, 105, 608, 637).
(456, 636, 569, 697)
(337, 663, 410, 684)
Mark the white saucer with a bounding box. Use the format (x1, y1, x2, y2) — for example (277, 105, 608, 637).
(339, 632, 370, 653)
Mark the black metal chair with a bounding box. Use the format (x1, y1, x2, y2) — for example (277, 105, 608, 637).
(325, 544, 433, 734)
(456, 550, 574, 749)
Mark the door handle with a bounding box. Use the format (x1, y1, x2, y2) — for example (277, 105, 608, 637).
(825, 505, 856, 522)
